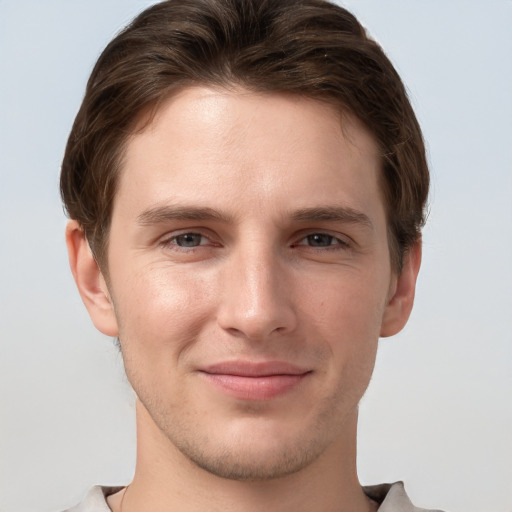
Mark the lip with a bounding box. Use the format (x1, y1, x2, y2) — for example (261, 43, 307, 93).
(199, 361, 311, 401)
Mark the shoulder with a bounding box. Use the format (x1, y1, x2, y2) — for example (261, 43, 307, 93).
(363, 481, 445, 512)
(62, 486, 123, 512)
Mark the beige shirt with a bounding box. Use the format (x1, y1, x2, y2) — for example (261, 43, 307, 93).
(64, 481, 444, 511)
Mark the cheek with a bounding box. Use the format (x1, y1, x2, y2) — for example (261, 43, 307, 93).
(302, 270, 387, 367)
(306, 267, 388, 329)
(111, 265, 217, 365)
(112, 267, 220, 410)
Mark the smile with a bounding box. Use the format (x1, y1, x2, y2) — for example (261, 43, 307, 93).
(199, 361, 312, 401)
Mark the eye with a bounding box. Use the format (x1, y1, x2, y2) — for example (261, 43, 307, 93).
(169, 232, 208, 248)
(295, 233, 348, 248)
(158, 230, 221, 260)
(304, 234, 336, 247)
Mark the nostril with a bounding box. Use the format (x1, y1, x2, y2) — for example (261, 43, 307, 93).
(217, 303, 297, 341)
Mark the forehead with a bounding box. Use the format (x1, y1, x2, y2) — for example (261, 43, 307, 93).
(115, 86, 383, 224)
(132, 87, 378, 163)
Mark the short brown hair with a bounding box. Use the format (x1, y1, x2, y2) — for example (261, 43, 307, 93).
(61, 0, 429, 271)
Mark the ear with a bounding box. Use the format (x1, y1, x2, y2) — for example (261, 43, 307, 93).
(65, 220, 119, 337)
(380, 240, 422, 338)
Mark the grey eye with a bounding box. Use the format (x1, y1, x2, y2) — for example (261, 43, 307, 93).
(305, 234, 336, 247)
(174, 233, 204, 247)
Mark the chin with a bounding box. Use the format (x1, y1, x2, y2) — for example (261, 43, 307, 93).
(174, 433, 324, 482)
(161, 410, 343, 482)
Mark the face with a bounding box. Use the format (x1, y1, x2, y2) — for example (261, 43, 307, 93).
(70, 86, 419, 481)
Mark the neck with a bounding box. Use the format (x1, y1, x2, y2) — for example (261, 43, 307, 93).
(112, 399, 376, 512)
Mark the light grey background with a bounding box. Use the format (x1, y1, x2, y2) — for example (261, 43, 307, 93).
(1, 1, 511, 511)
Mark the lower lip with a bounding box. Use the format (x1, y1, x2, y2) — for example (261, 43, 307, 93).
(200, 373, 308, 401)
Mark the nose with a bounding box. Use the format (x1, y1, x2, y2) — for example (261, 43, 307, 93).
(216, 243, 297, 341)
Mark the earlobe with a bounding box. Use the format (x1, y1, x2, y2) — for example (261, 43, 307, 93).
(380, 240, 422, 338)
(65, 220, 119, 337)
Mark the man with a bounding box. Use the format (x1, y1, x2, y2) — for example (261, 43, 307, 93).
(61, 0, 436, 510)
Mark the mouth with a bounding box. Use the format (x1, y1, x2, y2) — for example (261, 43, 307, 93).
(198, 361, 312, 401)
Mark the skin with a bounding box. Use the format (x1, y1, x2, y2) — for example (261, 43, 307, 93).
(67, 87, 421, 512)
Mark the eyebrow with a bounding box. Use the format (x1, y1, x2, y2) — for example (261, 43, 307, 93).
(137, 205, 233, 225)
(291, 206, 373, 230)
(137, 204, 373, 230)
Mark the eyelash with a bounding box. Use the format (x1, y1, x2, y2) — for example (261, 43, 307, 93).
(161, 232, 215, 252)
(161, 231, 351, 252)
(291, 233, 350, 250)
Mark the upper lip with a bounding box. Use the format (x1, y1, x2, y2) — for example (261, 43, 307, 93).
(200, 360, 310, 377)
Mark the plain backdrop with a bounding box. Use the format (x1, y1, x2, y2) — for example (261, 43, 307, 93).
(1, 1, 511, 511)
